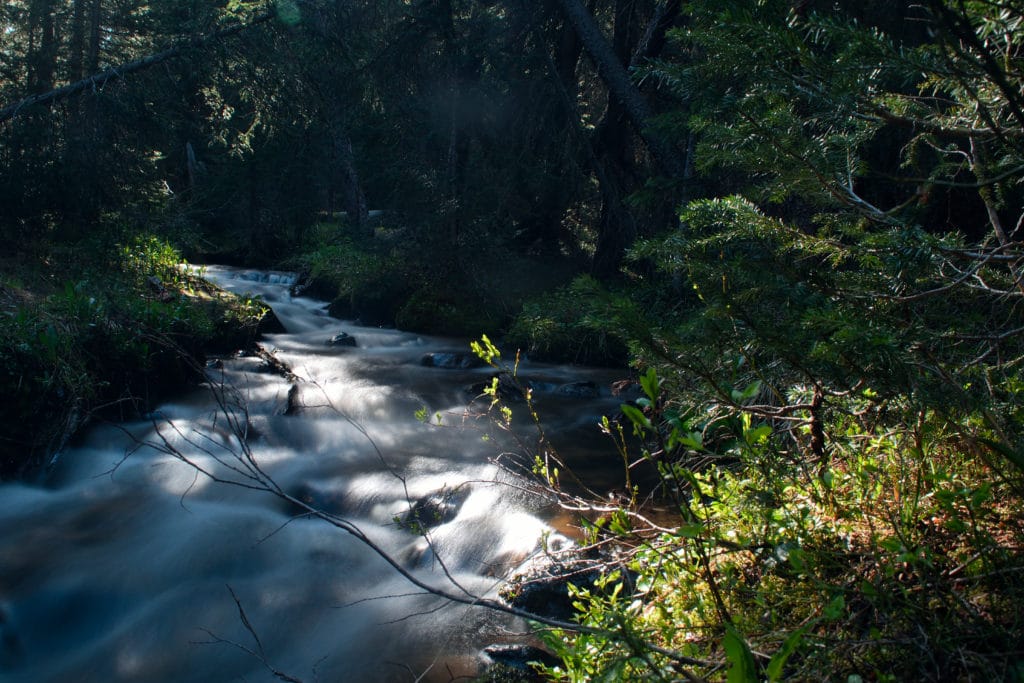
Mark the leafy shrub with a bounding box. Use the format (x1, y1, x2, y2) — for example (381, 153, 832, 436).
(506, 277, 628, 366)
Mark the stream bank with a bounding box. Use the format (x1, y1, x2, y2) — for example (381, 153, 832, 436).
(0, 255, 276, 479)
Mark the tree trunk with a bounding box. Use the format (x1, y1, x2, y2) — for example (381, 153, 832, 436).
(439, 0, 465, 247)
(591, 157, 638, 278)
(69, 0, 87, 81)
(29, 0, 57, 95)
(553, 0, 686, 178)
(589, 0, 683, 277)
(630, 0, 681, 67)
(333, 126, 369, 235)
(87, 0, 101, 73)
(512, 8, 585, 254)
(554, 0, 689, 276)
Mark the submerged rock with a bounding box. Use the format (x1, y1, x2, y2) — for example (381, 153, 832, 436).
(288, 482, 346, 516)
(555, 381, 600, 399)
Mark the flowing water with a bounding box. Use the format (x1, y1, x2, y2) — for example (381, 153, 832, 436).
(0, 266, 637, 682)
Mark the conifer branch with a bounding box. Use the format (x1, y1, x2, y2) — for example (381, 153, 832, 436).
(0, 11, 275, 125)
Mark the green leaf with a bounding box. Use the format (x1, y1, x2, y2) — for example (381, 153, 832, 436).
(766, 625, 810, 682)
(670, 431, 704, 451)
(723, 626, 759, 683)
(677, 522, 704, 538)
(731, 380, 762, 403)
(787, 547, 807, 573)
(639, 367, 660, 402)
(744, 424, 772, 444)
(620, 403, 652, 432)
(470, 334, 501, 365)
(822, 594, 845, 620)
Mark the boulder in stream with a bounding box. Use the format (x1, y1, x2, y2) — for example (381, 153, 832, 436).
(420, 351, 483, 369)
(465, 373, 525, 403)
(555, 381, 600, 399)
(397, 487, 470, 532)
(326, 331, 358, 347)
(499, 552, 608, 622)
(257, 307, 287, 334)
(481, 644, 560, 680)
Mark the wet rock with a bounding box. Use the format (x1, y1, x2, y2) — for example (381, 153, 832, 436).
(326, 332, 358, 347)
(283, 384, 301, 416)
(482, 644, 560, 675)
(289, 276, 312, 298)
(257, 308, 287, 334)
(555, 381, 600, 399)
(397, 487, 469, 531)
(420, 351, 483, 369)
(523, 379, 558, 394)
(499, 553, 605, 622)
(611, 379, 643, 401)
(328, 282, 407, 328)
(290, 272, 341, 302)
(253, 345, 299, 382)
(465, 373, 525, 402)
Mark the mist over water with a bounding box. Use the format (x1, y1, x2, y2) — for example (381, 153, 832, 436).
(0, 266, 632, 682)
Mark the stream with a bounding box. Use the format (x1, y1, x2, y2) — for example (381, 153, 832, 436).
(0, 266, 637, 682)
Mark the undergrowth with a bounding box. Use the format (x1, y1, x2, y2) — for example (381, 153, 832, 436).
(472, 339, 1024, 681)
(0, 234, 269, 476)
(530, 383, 1024, 681)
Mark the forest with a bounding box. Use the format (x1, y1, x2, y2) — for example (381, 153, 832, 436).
(2, 0, 1024, 680)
